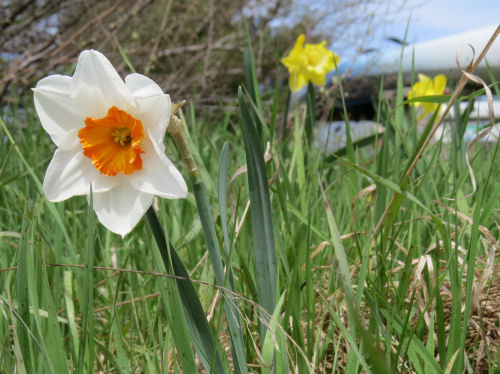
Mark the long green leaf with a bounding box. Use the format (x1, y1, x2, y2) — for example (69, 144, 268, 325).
(146, 208, 225, 374)
(238, 87, 277, 337)
(149, 240, 198, 374)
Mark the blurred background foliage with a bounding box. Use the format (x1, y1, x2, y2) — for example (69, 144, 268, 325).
(0, 0, 405, 116)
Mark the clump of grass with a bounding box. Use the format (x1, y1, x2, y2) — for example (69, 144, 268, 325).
(0, 33, 499, 373)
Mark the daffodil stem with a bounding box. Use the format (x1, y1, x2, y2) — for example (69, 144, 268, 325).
(305, 82, 315, 146)
(167, 105, 247, 372)
(282, 87, 291, 141)
(167, 107, 225, 286)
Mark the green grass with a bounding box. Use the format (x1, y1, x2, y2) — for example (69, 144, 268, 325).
(0, 58, 499, 373)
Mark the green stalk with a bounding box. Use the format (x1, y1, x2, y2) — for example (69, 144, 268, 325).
(168, 112, 247, 374)
(305, 82, 316, 146)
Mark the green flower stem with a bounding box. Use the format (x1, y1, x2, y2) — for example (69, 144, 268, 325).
(168, 110, 248, 374)
(305, 81, 315, 146)
(164, 110, 232, 372)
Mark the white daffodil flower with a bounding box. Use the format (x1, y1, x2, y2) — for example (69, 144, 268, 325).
(33, 50, 188, 237)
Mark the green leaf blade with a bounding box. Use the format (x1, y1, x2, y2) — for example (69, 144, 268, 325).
(146, 208, 226, 374)
(238, 87, 277, 337)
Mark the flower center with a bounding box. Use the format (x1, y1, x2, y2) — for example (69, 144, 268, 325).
(78, 106, 145, 176)
(111, 127, 132, 146)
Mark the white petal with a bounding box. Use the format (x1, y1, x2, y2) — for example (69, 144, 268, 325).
(71, 50, 134, 119)
(125, 73, 171, 143)
(33, 75, 84, 150)
(129, 140, 188, 199)
(43, 149, 120, 202)
(92, 183, 153, 237)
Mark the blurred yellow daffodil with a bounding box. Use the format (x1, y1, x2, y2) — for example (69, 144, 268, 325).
(34, 50, 187, 237)
(281, 34, 340, 92)
(408, 73, 447, 120)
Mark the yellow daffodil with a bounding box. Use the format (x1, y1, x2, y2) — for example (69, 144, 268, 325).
(33, 50, 187, 237)
(408, 73, 447, 120)
(281, 34, 340, 92)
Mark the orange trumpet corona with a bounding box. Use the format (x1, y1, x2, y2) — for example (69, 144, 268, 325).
(78, 106, 145, 176)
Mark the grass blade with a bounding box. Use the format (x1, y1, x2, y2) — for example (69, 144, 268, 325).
(243, 42, 263, 116)
(261, 292, 289, 374)
(191, 176, 247, 374)
(78, 187, 95, 374)
(217, 142, 248, 374)
(16, 193, 34, 374)
(0, 117, 77, 261)
(29, 212, 69, 374)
